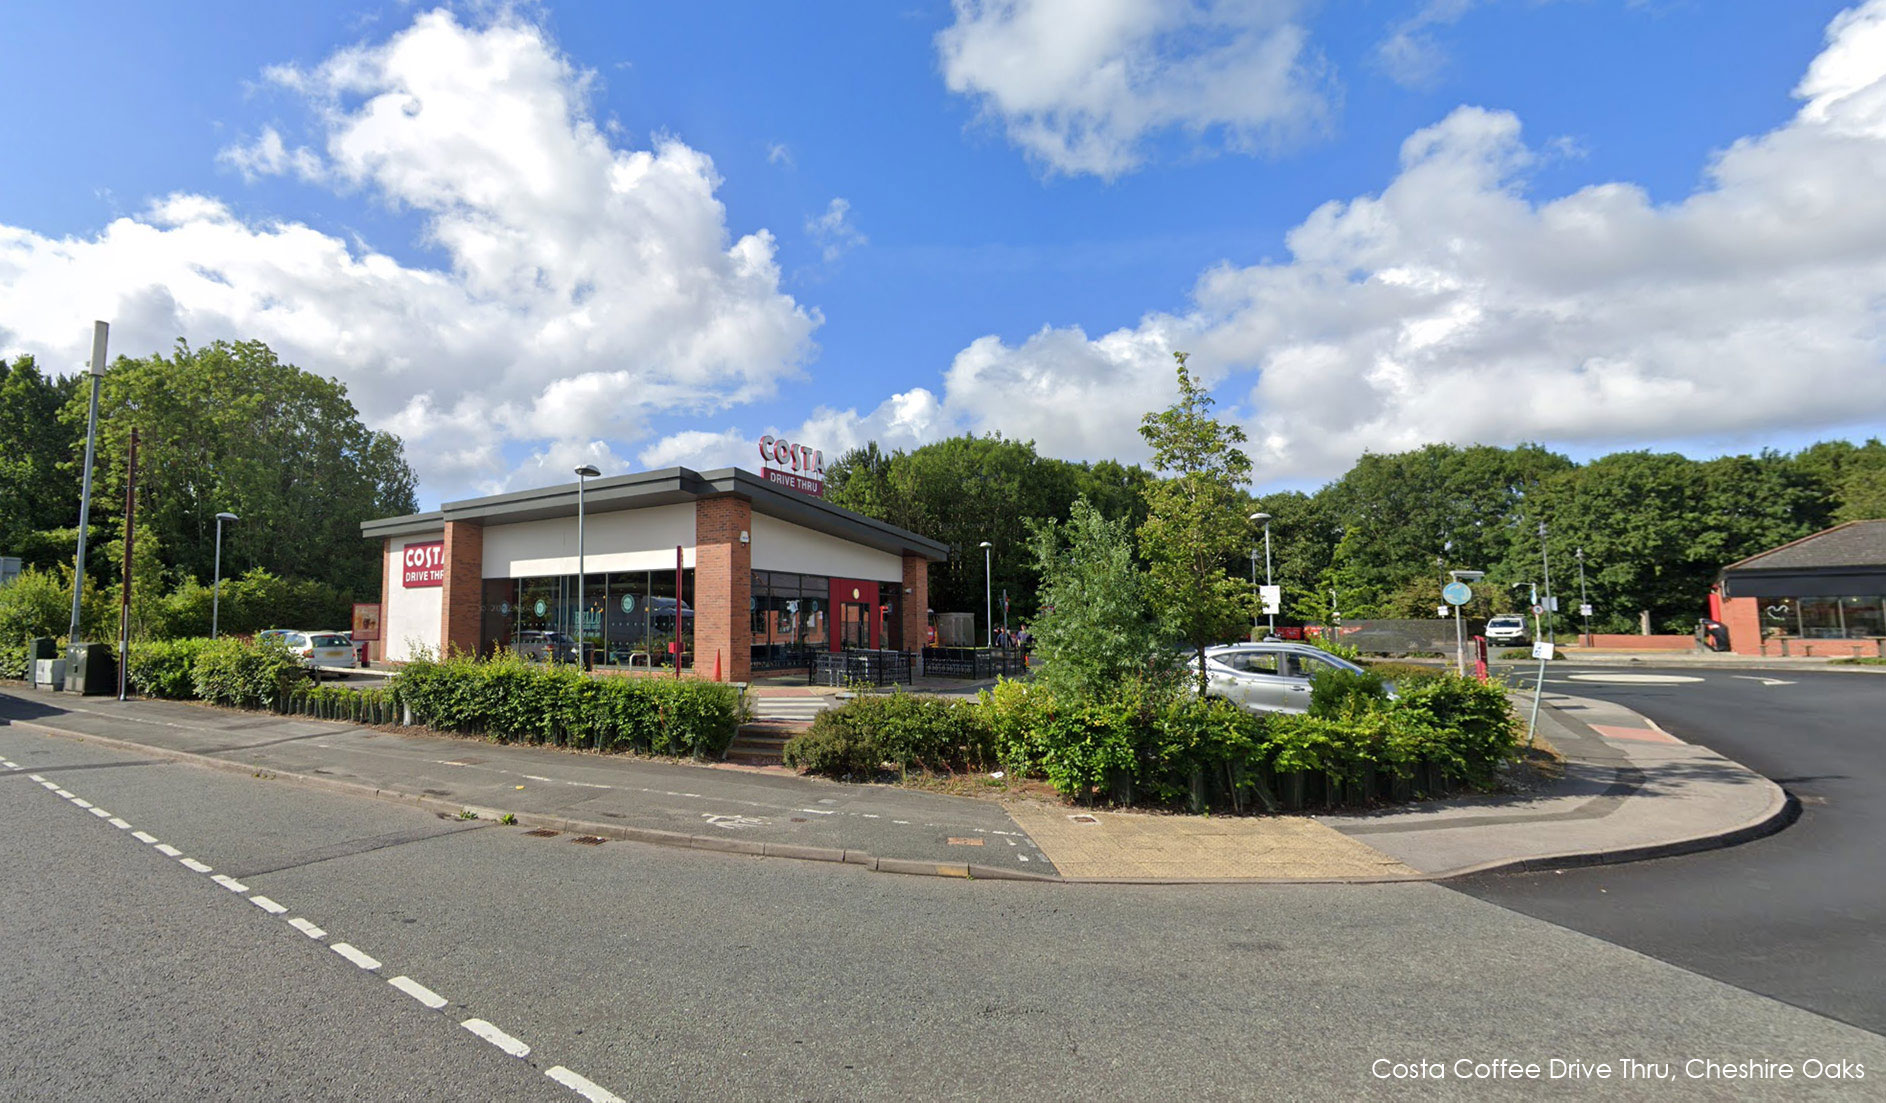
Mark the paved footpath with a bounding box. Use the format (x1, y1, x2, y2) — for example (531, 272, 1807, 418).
(0, 682, 1790, 884)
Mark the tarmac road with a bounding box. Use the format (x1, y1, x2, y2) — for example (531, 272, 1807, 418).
(1453, 666, 1886, 1035)
(4, 719, 1883, 1099)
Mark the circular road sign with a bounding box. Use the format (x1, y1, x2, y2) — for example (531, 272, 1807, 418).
(1442, 581, 1473, 605)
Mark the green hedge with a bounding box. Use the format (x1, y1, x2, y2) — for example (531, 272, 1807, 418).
(394, 651, 739, 759)
(788, 670, 1521, 813)
(0, 639, 26, 681)
(191, 636, 310, 708)
(126, 637, 215, 699)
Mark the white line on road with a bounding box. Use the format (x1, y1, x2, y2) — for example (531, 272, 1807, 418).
(249, 896, 287, 915)
(28, 774, 45, 781)
(287, 917, 327, 939)
(108, 818, 131, 829)
(39, 780, 59, 789)
(69, 798, 92, 808)
(54, 789, 74, 798)
(1566, 673, 1704, 684)
(460, 1019, 531, 1057)
(331, 943, 381, 970)
(179, 858, 213, 873)
(1731, 675, 1797, 686)
(547, 1066, 625, 1102)
(565, 781, 612, 789)
(154, 844, 182, 857)
(88, 807, 111, 818)
(212, 874, 250, 893)
(523, 775, 555, 782)
(388, 976, 448, 1010)
(132, 831, 158, 844)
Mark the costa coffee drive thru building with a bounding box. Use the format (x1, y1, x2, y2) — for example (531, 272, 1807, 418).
(360, 449, 947, 682)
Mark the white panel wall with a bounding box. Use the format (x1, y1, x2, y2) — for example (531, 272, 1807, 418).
(481, 505, 697, 578)
(383, 534, 444, 662)
(750, 513, 903, 581)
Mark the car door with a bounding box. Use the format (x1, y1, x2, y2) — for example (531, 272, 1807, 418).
(1239, 649, 1305, 712)
(1282, 652, 1340, 711)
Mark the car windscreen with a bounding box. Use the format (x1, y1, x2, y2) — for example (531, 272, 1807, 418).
(309, 634, 349, 647)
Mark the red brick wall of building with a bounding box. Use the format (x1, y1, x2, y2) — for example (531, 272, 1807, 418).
(441, 519, 483, 657)
(901, 553, 929, 654)
(694, 497, 751, 682)
(1721, 594, 1764, 655)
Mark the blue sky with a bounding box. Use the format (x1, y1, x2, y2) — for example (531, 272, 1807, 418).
(3, 1, 1883, 507)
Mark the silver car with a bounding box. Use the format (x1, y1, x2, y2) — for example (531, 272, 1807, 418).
(257, 629, 358, 671)
(1193, 643, 1382, 714)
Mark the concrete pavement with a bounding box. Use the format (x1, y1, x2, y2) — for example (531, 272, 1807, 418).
(0, 680, 1791, 884)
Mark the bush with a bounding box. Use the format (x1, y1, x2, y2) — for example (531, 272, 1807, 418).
(783, 692, 992, 777)
(1307, 666, 1388, 719)
(1387, 672, 1522, 788)
(0, 638, 26, 680)
(393, 650, 739, 759)
(126, 637, 213, 699)
(191, 636, 309, 709)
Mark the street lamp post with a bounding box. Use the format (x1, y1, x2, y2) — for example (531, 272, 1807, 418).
(574, 464, 601, 671)
(66, 321, 109, 650)
(211, 512, 238, 639)
(1576, 547, 1589, 644)
(1249, 512, 1273, 639)
(1538, 521, 1554, 645)
(978, 541, 993, 649)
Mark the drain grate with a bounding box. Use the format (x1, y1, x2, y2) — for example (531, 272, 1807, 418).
(522, 829, 560, 838)
(1068, 814, 1099, 824)
(571, 835, 606, 846)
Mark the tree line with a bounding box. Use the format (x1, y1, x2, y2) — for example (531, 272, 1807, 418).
(827, 429, 1886, 638)
(0, 340, 417, 639)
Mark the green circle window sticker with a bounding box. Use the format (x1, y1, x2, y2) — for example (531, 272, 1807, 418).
(533, 599, 547, 617)
(621, 594, 636, 613)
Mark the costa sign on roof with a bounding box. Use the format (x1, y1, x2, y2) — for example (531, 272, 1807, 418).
(758, 435, 824, 497)
(402, 540, 445, 587)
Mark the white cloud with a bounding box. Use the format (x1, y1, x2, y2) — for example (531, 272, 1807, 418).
(806, 198, 866, 262)
(1374, 0, 1479, 89)
(936, 0, 1332, 178)
(0, 9, 817, 504)
(655, 0, 1886, 487)
(766, 141, 794, 167)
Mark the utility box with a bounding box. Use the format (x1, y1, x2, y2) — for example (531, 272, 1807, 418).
(62, 642, 117, 696)
(26, 638, 59, 687)
(33, 659, 66, 689)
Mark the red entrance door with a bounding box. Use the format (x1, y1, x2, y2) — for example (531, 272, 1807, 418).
(828, 579, 879, 651)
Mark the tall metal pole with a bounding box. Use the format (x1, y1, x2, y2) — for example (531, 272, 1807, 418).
(118, 429, 138, 700)
(212, 517, 226, 639)
(1539, 520, 1554, 644)
(576, 476, 587, 669)
(980, 542, 993, 649)
(1576, 547, 1589, 644)
(67, 321, 108, 646)
(1263, 520, 1274, 637)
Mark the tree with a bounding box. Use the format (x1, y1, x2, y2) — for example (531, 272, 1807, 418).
(1024, 497, 1169, 699)
(0, 356, 81, 569)
(1137, 352, 1253, 696)
(67, 339, 418, 601)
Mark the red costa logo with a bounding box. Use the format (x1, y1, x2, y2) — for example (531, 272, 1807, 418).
(402, 540, 445, 588)
(758, 435, 824, 475)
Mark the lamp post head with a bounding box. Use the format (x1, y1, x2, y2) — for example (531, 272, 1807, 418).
(978, 541, 992, 549)
(574, 464, 601, 478)
(1250, 512, 1270, 523)
(215, 512, 238, 523)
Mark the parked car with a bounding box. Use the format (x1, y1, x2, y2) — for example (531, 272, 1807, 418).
(1484, 614, 1529, 646)
(255, 629, 358, 672)
(512, 630, 578, 664)
(1190, 642, 1392, 715)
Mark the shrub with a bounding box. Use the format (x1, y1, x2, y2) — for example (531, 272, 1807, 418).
(784, 692, 992, 777)
(191, 636, 309, 709)
(0, 639, 26, 680)
(127, 637, 213, 699)
(1307, 666, 1388, 719)
(392, 650, 739, 760)
(1387, 673, 1521, 787)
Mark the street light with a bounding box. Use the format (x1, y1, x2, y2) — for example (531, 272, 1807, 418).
(574, 464, 601, 670)
(978, 541, 993, 649)
(67, 321, 109, 651)
(211, 512, 238, 639)
(1575, 547, 1589, 644)
(1249, 512, 1273, 639)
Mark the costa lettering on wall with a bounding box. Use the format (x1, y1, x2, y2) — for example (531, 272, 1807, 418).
(402, 540, 445, 587)
(757, 435, 825, 497)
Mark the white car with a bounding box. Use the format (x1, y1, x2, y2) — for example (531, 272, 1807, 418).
(257, 629, 358, 671)
(1484, 614, 1529, 646)
(1191, 643, 1388, 715)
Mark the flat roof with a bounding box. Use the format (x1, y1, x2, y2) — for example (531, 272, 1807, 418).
(360, 467, 949, 561)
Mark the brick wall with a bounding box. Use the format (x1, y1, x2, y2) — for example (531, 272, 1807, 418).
(441, 519, 483, 657)
(1580, 634, 1698, 651)
(694, 497, 751, 682)
(1721, 595, 1764, 655)
(901, 553, 929, 654)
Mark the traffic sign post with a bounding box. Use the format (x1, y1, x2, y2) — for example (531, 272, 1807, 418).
(1443, 572, 1481, 678)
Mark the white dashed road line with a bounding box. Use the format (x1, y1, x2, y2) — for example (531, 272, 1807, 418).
(250, 895, 288, 915)
(331, 943, 382, 971)
(88, 806, 111, 818)
(547, 1066, 627, 1103)
(154, 844, 182, 857)
(389, 975, 449, 1010)
(53, 788, 74, 798)
(132, 831, 158, 844)
(179, 858, 213, 873)
(461, 1018, 531, 1058)
(212, 874, 250, 893)
(69, 798, 93, 808)
(108, 817, 131, 829)
(288, 917, 327, 940)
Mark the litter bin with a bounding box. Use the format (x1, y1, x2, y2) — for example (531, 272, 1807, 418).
(62, 642, 118, 696)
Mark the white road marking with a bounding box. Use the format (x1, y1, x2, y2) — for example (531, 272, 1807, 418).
(1, 760, 17, 768)
(155, 844, 182, 857)
(800, 808, 836, 815)
(40, 780, 59, 789)
(1566, 673, 1704, 685)
(523, 775, 555, 782)
(388, 975, 448, 1010)
(460, 1019, 531, 1057)
(331, 943, 381, 970)
(28, 774, 45, 781)
(88, 807, 111, 818)
(54, 789, 75, 798)
(132, 831, 158, 844)
(69, 798, 93, 808)
(1731, 675, 1797, 686)
(249, 896, 287, 915)
(179, 858, 213, 873)
(108, 818, 131, 829)
(893, 820, 909, 825)
(546, 1066, 625, 1102)
(1018, 854, 1030, 862)
(288, 917, 327, 939)
(565, 781, 612, 790)
(212, 874, 250, 893)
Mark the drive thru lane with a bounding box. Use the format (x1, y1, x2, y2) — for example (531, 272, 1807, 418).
(1453, 666, 1886, 1035)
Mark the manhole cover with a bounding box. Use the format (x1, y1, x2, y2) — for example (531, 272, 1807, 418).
(947, 837, 985, 846)
(571, 835, 606, 846)
(523, 829, 560, 838)
(1068, 814, 1099, 824)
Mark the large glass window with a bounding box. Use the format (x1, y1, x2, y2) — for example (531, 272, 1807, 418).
(484, 569, 693, 667)
(1843, 596, 1885, 638)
